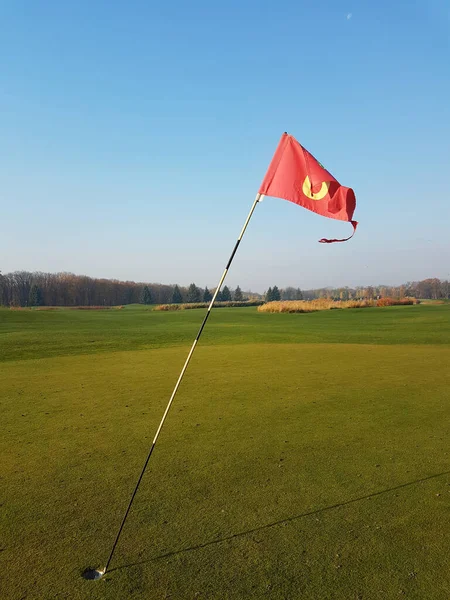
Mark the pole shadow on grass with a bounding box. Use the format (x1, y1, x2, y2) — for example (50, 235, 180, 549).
(110, 470, 450, 573)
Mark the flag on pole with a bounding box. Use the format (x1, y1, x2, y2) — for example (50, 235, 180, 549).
(84, 132, 359, 580)
(259, 133, 358, 243)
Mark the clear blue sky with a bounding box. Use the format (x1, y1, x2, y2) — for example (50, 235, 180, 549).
(1, 0, 449, 292)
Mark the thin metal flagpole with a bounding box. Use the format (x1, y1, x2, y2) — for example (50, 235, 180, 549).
(87, 192, 264, 579)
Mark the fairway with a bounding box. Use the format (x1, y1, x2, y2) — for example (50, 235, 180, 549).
(1, 305, 449, 599)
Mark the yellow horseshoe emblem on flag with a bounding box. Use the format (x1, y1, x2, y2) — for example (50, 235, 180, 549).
(302, 176, 330, 200)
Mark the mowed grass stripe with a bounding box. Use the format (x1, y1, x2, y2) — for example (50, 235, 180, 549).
(1, 342, 449, 599)
(1, 304, 450, 363)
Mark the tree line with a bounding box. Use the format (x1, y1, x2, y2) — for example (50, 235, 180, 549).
(141, 283, 246, 305)
(300, 278, 449, 301)
(0, 271, 448, 307)
(0, 271, 250, 307)
(266, 286, 303, 302)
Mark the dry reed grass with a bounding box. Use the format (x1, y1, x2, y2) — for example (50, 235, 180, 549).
(258, 299, 375, 313)
(154, 301, 263, 311)
(376, 297, 418, 307)
(258, 297, 419, 313)
(8, 305, 125, 311)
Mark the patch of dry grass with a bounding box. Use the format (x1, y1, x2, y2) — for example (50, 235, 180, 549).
(8, 305, 126, 311)
(154, 301, 262, 311)
(376, 297, 418, 307)
(258, 299, 375, 313)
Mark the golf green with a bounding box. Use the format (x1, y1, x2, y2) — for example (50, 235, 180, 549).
(1, 305, 449, 599)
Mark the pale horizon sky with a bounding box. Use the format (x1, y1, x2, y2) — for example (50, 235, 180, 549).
(1, 1, 449, 294)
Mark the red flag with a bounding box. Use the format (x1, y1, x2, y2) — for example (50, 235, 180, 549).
(259, 133, 358, 243)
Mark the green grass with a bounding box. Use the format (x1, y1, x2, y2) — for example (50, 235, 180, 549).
(1, 303, 450, 363)
(1, 304, 449, 599)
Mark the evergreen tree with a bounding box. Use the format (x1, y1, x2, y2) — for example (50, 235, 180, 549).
(233, 285, 243, 301)
(29, 284, 42, 306)
(187, 283, 201, 303)
(216, 289, 223, 302)
(272, 286, 281, 301)
(265, 287, 273, 302)
(221, 285, 232, 302)
(295, 288, 303, 300)
(141, 285, 153, 305)
(172, 285, 183, 304)
(203, 286, 212, 303)
(123, 288, 134, 305)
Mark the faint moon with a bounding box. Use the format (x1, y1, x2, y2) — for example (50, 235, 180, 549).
(347, 13, 352, 20)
